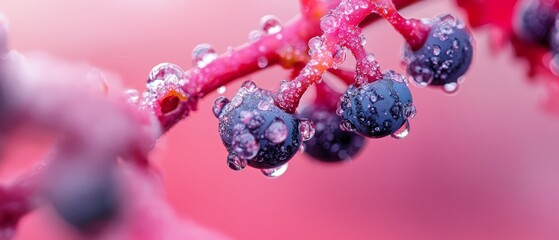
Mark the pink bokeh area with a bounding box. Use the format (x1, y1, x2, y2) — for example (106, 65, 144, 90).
(1, 0, 559, 239)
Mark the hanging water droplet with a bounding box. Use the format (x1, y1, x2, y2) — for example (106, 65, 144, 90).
(443, 82, 460, 94)
(299, 144, 306, 153)
(257, 56, 269, 68)
(227, 154, 247, 171)
(260, 15, 282, 34)
(217, 86, 226, 94)
(261, 164, 288, 178)
(148, 63, 184, 84)
(402, 103, 417, 119)
(332, 45, 346, 66)
(391, 121, 410, 139)
(299, 119, 315, 141)
(232, 132, 259, 159)
(360, 34, 367, 46)
(192, 43, 218, 68)
(340, 120, 356, 132)
(125, 89, 140, 104)
(320, 14, 338, 33)
(265, 119, 288, 144)
(213, 96, 229, 118)
(241, 80, 258, 92)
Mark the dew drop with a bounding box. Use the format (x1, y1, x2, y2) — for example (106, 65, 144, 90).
(249, 30, 264, 42)
(260, 15, 282, 34)
(410, 66, 434, 87)
(233, 132, 259, 159)
(432, 45, 441, 56)
(320, 14, 338, 33)
(402, 103, 417, 119)
(370, 93, 379, 103)
(360, 34, 367, 46)
(443, 82, 460, 94)
(308, 36, 324, 55)
(261, 164, 288, 178)
(192, 43, 218, 68)
(227, 154, 247, 171)
(257, 98, 274, 111)
(257, 56, 269, 68)
(336, 107, 344, 116)
(241, 80, 258, 92)
(340, 120, 356, 132)
(230, 95, 243, 108)
(299, 119, 315, 141)
(332, 46, 346, 66)
(265, 119, 288, 144)
(217, 86, 226, 94)
(148, 63, 184, 84)
(391, 121, 410, 139)
(213, 96, 229, 118)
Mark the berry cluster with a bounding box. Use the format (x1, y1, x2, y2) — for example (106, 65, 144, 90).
(0, 0, 479, 238)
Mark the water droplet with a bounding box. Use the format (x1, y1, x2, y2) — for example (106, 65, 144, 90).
(249, 30, 264, 42)
(443, 82, 460, 94)
(265, 119, 288, 144)
(366, 53, 376, 63)
(241, 80, 258, 92)
(410, 65, 434, 87)
(227, 154, 247, 171)
(299, 119, 315, 141)
(148, 63, 184, 84)
(336, 107, 344, 116)
(125, 89, 139, 104)
(370, 93, 379, 103)
(402, 103, 417, 119)
(261, 164, 288, 178)
(257, 57, 268, 68)
(257, 99, 274, 111)
(217, 86, 226, 94)
(260, 15, 282, 34)
(332, 46, 346, 66)
(432, 45, 441, 56)
(213, 96, 229, 118)
(308, 37, 324, 55)
(230, 95, 243, 108)
(360, 34, 367, 46)
(391, 121, 410, 139)
(192, 44, 218, 68)
(233, 132, 259, 159)
(320, 14, 338, 33)
(340, 120, 356, 132)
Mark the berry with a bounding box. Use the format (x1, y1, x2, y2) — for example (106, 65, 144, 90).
(515, 0, 559, 45)
(403, 15, 473, 88)
(215, 81, 303, 170)
(45, 163, 119, 233)
(300, 104, 365, 162)
(339, 71, 415, 138)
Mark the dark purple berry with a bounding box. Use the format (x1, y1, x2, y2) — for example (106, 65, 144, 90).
(45, 163, 119, 233)
(300, 104, 364, 162)
(339, 71, 414, 138)
(404, 15, 473, 88)
(215, 81, 302, 170)
(515, 0, 559, 45)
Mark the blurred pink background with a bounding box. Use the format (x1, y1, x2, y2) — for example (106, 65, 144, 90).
(1, 0, 559, 239)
